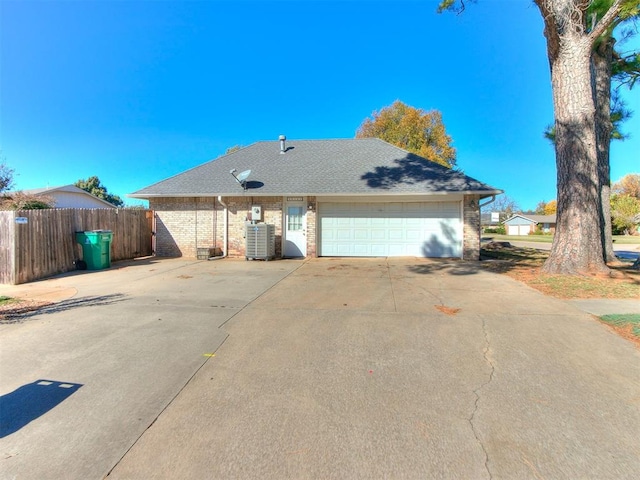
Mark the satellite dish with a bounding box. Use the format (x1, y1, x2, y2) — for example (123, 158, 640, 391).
(236, 169, 251, 183)
(230, 168, 252, 189)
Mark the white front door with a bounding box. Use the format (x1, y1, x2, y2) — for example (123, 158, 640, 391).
(284, 199, 306, 257)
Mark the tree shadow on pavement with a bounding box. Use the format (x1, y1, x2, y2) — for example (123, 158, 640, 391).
(406, 244, 543, 276)
(0, 294, 127, 324)
(407, 259, 485, 276)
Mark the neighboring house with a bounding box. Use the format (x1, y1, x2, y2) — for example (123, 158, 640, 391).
(14, 185, 117, 209)
(130, 137, 502, 260)
(503, 214, 557, 235)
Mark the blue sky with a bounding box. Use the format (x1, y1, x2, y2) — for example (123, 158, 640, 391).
(1, 0, 638, 210)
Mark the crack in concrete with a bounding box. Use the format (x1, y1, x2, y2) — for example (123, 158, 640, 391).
(393, 275, 447, 307)
(470, 316, 496, 480)
(385, 258, 398, 313)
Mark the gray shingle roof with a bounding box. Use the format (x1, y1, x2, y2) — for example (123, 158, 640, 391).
(129, 138, 501, 198)
(503, 214, 557, 224)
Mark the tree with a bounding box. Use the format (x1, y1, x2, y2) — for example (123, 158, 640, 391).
(534, 200, 547, 215)
(613, 173, 640, 198)
(542, 13, 638, 262)
(533, 199, 557, 215)
(483, 194, 520, 221)
(544, 199, 558, 215)
(75, 176, 124, 207)
(0, 191, 54, 210)
(610, 193, 640, 234)
(356, 100, 457, 168)
(533, 0, 639, 274)
(225, 145, 242, 154)
(0, 161, 14, 193)
(439, 0, 637, 274)
(589, 4, 639, 262)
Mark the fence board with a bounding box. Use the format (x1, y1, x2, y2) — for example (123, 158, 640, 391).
(0, 209, 153, 285)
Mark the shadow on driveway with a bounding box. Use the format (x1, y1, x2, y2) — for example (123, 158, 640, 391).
(0, 294, 127, 324)
(0, 380, 83, 438)
(407, 259, 484, 276)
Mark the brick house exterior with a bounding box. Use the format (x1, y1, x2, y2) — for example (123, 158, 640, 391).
(132, 138, 500, 261)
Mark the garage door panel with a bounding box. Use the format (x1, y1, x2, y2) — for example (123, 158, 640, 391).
(353, 244, 371, 255)
(354, 229, 369, 240)
(406, 229, 422, 241)
(319, 202, 462, 258)
(336, 229, 352, 240)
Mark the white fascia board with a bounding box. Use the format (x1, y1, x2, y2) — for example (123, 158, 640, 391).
(128, 189, 503, 199)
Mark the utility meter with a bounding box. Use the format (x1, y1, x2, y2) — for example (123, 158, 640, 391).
(251, 205, 262, 221)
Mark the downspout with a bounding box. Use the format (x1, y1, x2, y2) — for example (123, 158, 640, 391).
(216, 196, 228, 259)
(479, 195, 496, 209)
(195, 197, 198, 254)
(478, 195, 497, 249)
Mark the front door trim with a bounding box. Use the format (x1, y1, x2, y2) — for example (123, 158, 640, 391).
(283, 197, 307, 257)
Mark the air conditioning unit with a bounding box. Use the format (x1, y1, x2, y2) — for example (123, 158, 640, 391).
(245, 223, 275, 260)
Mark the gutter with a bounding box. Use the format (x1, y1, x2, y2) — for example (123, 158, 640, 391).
(128, 189, 504, 199)
(479, 195, 497, 209)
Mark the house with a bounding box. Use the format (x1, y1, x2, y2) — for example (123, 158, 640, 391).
(12, 185, 117, 209)
(503, 214, 557, 235)
(129, 137, 502, 260)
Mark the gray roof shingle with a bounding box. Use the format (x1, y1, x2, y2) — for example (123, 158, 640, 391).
(130, 138, 501, 198)
(505, 214, 557, 224)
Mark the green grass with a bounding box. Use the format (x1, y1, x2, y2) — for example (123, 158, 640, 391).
(483, 234, 553, 243)
(0, 296, 16, 305)
(480, 245, 640, 299)
(611, 236, 640, 245)
(599, 314, 640, 337)
(483, 234, 640, 245)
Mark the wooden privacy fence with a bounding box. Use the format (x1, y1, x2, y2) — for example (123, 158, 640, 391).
(0, 209, 154, 285)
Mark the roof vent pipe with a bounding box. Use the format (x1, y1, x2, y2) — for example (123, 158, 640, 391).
(279, 135, 286, 154)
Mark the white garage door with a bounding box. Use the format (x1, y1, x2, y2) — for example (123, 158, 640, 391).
(319, 202, 462, 258)
(507, 224, 530, 235)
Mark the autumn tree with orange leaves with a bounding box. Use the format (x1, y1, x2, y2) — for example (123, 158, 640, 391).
(613, 173, 640, 198)
(356, 100, 457, 169)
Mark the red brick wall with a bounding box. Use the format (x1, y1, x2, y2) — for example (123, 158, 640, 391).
(150, 196, 284, 259)
(225, 197, 283, 257)
(149, 197, 220, 257)
(306, 197, 317, 258)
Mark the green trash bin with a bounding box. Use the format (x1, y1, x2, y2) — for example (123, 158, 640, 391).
(75, 230, 113, 270)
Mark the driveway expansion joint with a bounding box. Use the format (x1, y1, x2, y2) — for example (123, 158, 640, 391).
(469, 315, 495, 480)
(385, 258, 398, 313)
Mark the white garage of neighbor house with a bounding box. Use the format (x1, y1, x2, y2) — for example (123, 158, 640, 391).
(129, 137, 502, 260)
(503, 214, 557, 235)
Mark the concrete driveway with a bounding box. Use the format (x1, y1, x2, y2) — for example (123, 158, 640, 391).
(1, 258, 639, 479)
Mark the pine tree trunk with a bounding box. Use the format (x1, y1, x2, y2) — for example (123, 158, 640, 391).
(592, 39, 616, 263)
(537, 9, 609, 275)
